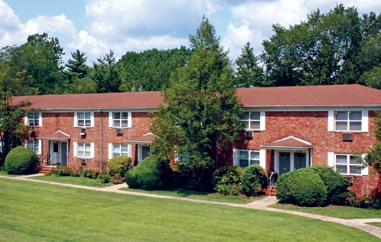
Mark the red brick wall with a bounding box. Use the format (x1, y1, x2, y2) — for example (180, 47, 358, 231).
(230, 111, 380, 197)
(34, 111, 152, 170)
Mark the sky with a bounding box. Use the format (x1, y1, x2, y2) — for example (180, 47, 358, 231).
(1, 0, 381, 65)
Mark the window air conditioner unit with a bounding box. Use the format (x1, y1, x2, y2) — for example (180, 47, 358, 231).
(342, 133, 353, 141)
(80, 159, 87, 166)
(29, 126, 36, 133)
(80, 128, 87, 135)
(345, 176, 354, 185)
(244, 131, 253, 138)
(116, 128, 123, 135)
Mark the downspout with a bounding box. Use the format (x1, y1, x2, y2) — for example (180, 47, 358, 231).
(99, 110, 102, 172)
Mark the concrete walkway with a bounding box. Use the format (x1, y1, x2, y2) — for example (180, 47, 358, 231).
(1, 174, 381, 239)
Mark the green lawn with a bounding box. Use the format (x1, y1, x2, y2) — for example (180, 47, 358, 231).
(121, 187, 262, 204)
(0, 170, 18, 176)
(0, 178, 380, 241)
(271, 203, 381, 219)
(368, 223, 381, 228)
(29, 175, 113, 188)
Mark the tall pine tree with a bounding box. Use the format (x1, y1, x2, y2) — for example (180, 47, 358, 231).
(151, 17, 243, 189)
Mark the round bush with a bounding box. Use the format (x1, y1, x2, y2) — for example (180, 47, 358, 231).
(241, 165, 268, 196)
(212, 166, 244, 195)
(107, 156, 132, 177)
(276, 171, 327, 206)
(296, 166, 349, 205)
(125, 156, 172, 190)
(5, 146, 39, 174)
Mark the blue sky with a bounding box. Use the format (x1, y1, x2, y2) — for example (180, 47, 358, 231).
(1, 0, 381, 64)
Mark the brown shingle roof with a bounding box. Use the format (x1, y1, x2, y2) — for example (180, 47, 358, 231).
(12, 91, 163, 110)
(11, 84, 381, 110)
(237, 84, 381, 107)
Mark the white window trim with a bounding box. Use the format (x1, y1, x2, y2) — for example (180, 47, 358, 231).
(233, 148, 266, 169)
(108, 111, 132, 128)
(108, 143, 130, 159)
(328, 152, 367, 176)
(241, 111, 265, 131)
(25, 112, 42, 127)
(74, 142, 94, 158)
(25, 140, 41, 155)
(74, 112, 94, 127)
(328, 110, 368, 132)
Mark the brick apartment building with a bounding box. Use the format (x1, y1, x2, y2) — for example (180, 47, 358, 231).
(13, 84, 381, 196)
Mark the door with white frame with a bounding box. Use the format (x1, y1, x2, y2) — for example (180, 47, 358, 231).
(138, 144, 151, 162)
(275, 150, 309, 177)
(49, 141, 68, 166)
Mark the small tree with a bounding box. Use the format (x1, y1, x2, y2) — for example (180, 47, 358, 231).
(364, 112, 381, 174)
(0, 94, 30, 166)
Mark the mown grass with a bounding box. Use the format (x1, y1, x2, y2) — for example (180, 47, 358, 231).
(0, 178, 380, 242)
(29, 175, 113, 188)
(121, 187, 262, 204)
(271, 203, 381, 219)
(0, 170, 18, 176)
(368, 222, 381, 228)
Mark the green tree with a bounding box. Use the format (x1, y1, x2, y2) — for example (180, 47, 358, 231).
(364, 112, 381, 175)
(66, 49, 89, 81)
(0, 95, 30, 166)
(151, 17, 243, 170)
(91, 50, 121, 93)
(261, 4, 381, 86)
(234, 42, 266, 87)
(118, 46, 191, 91)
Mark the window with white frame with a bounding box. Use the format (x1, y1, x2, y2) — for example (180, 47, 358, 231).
(113, 112, 129, 127)
(335, 154, 362, 175)
(26, 140, 39, 154)
(77, 143, 92, 158)
(240, 111, 265, 130)
(77, 112, 91, 127)
(27, 112, 39, 126)
(239, 150, 260, 167)
(335, 111, 362, 131)
(240, 112, 260, 130)
(112, 144, 129, 157)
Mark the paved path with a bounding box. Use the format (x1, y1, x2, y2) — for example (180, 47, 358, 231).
(1, 174, 381, 239)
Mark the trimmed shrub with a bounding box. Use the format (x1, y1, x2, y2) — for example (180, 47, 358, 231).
(107, 156, 132, 177)
(99, 174, 111, 184)
(212, 166, 244, 195)
(241, 165, 268, 196)
(276, 171, 327, 206)
(125, 156, 172, 190)
(5, 146, 39, 174)
(296, 166, 349, 205)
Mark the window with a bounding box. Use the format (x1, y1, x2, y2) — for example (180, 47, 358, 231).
(240, 112, 260, 130)
(77, 112, 91, 127)
(27, 112, 39, 126)
(335, 111, 362, 131)
(240, 111, 265, 130)
(113, 112, 129, 127)
(109, 112, 131, 128)
(239, 150, 260, 167)
(335, 154, 362, 175)
(77, 143, 92, 158)
(112, 144, 129, 157)
(26, 140, 39, 154)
